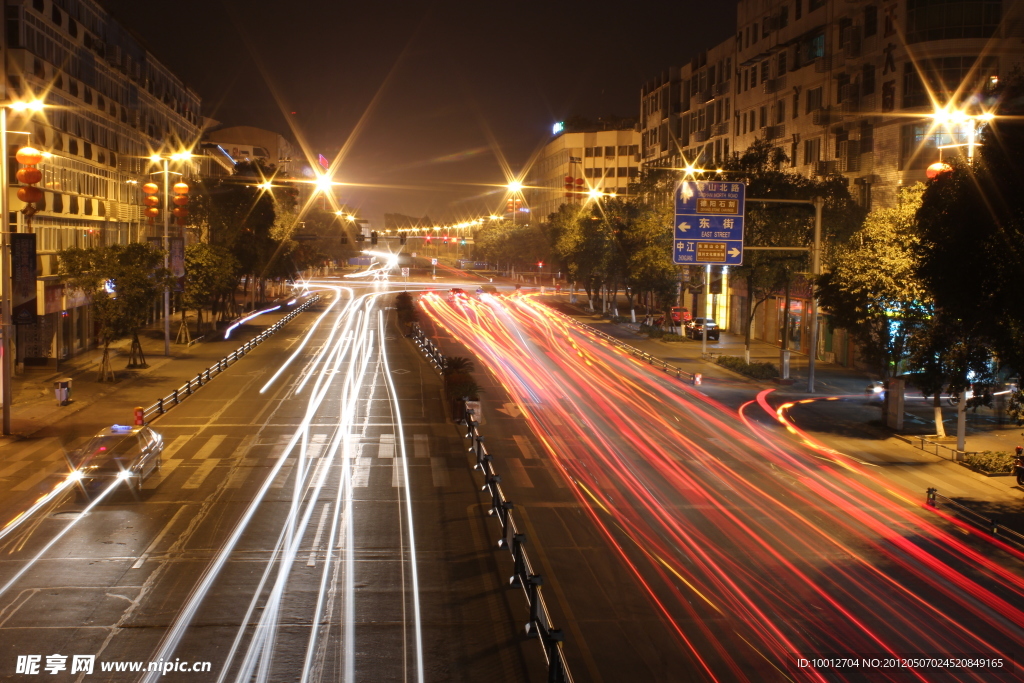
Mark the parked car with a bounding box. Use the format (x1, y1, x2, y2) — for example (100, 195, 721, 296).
(653, 307, 691, 326)
(685, 318, 719, 341)
(70, 424, 164, 496)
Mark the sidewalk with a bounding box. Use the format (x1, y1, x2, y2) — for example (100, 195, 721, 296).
(3, 304, 309, 442)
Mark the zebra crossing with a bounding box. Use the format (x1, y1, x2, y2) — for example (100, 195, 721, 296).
(0, 428, 561, 499)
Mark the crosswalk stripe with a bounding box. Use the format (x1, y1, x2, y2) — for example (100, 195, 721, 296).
(226, 467, 252, 489)
(144, 459, 184, 489)
(504, 458, 534, 488)
(352, 457, 371, 487)
(13, 438, 61, 461)
(271, 462, 294, 489)
(307, 503, 331, 567)
(181, 460, 220, 489)
(378, 433, 395, 459)
(429, 457, 450, 487)
(0, 460, 34, 479)
(162, 435, 191, 459)
(413, 434, 429, 458)
(11, 461, 61, 491)
(392, 461, 404, 487)
(192, 435, 227, 460)
(513, 435, 538, 459)
(229, 435, 256, 461)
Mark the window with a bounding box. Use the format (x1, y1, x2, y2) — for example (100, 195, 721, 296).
(809, 0, 826, 10)
(68, 139, 78, 155)
(759, 106, 767, 128)
(906, 0, 1000, 43)
(776, 100, 786, 123)
(84, 88, 92, 105)
(750, 67, 757, 88)
(806, 87, 823, 113)
(743, 69, 748, 91)
(585, 147, 594, 158)
(97, 95, 104, 110)
(628, 167, 638, 178)
(584, 167, 593, 178)
(804, 137, 821, 164)
(617, 167, 627, 177)
(793, 91, 800, 118)
(779, 6, 789, 29)
(628, 145, 638, 155)
(68, 18, 77, 38)
(860, 122, 874, 153)
(83, 142, 92, 159)
(752, 22, 758, 43)
(864, 5, 878, 36)
(837, 74, 850, 104)
(618, 145, 628, 155)
(863, 64, 876, 95)
(901, 121, 971, 169)
(778, 51, 788, 75)
(902, 56, 997, 109)
(604, 146, 615, 157)
(51, 5, 62, 25)
(69, 80, 78, 97)
(31, 0, 43, 11)
(796, 0, 802, 20)
(761, 60, 770, 82)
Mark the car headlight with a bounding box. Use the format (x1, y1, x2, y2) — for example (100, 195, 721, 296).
(116, 469, 133, 480)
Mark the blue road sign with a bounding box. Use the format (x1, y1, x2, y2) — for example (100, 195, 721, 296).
(673, 181, 745, 266)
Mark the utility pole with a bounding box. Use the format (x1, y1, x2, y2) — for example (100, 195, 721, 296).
(807, 196, 824, 393)
(0, 107, 10, 435)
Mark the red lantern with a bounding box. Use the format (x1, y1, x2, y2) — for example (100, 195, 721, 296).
(172, 195, 189, 206)
(172, 182, 189, 194)
(16, 167, 42, 184)
(145, 206, 160, 218)
(17, 186, 43, 203)
(564, 175, 574, 183)
(144, 196, 160, 207)
(15, 147, 43, 165)
(143, 182, 159, 194)
(172, 207, 189, 218)
(575, 177, 584, 185)
(926, 161, 953, 179)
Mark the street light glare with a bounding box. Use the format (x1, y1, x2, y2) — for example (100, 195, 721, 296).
(314, 175, 334, 194)
(149, 154, 162, 162)
(507, 180, 523, 192)
(9, 99, 44, 112)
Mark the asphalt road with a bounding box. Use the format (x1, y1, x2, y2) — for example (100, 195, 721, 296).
(421, 290, 1024, 683)
(0, 280, 541, 683)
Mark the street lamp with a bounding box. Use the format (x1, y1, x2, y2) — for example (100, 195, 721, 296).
(0, 98, 44, 435)
(930, 106, 994, 162)
(148, 151, 192, 356)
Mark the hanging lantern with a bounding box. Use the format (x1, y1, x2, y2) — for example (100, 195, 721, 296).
(145, 207, 160, 218)
(172, 195, 189, 206)
(172, 207, 189, 218)
(16, 167, 42, 184)
(142, 182, 159, 194)
(17, 186, 43, 203)
(926, 161, 953, 179)
(144, 196, 160, 207)
(172, 182, 189, 194)
(564, 175, 574, 183)
(15, 147, 43, 165)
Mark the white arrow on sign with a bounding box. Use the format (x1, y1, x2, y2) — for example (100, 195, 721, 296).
(678, 221, 692, 232)
(496, 403, 522, 418)
(728, 247, 741, 258)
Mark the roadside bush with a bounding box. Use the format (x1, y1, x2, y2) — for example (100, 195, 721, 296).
(716, 355, 780, 380)
(394, 291, 418, 326)
(662, 333, 685, 342)
(638, 323, 664, 338)
(610, 315, 628, 324)
(962, 450, 1015, 474)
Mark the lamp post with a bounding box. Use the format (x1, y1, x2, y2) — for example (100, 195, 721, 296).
(148, 152, 191, 356)
(0, 99, 44, 435)
(507, 181, 523, 224)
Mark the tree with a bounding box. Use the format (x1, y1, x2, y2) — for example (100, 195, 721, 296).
(182, 243, 239, 333)
(547, 204, 613, 309)
(473, 220, 549, 272)
(58, 243, 166, 381)
(723, 138, 863, 360)
(816, 184, 931, 378)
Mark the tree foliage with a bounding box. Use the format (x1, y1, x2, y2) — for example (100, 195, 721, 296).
(183, 243, 239, 331)
(473, 220, 549, 270)
(58, 243, 165, 380)
(816, 184, 930, 377)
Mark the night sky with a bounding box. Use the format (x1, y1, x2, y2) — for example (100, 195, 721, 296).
(99, 1, 735, 225)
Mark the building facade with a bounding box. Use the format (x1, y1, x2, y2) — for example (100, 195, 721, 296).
(3, 0, 201, 366)
(203, 125, 298, 176)
(641, 0, 1024, 363)
(528, 122, 641, 223)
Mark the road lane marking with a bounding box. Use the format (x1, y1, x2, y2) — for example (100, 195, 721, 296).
(504, 458, 534, 488)
(191, 434, 227, 460)
(132, 505, 189, 568)
(413, 434, 429, 458)
(352, 457, 370, 487)
(306, 503, 331, 567)
(228, 434, 256, 460)
(429, 457, 450, 487)
(161, 435, 190, 459)
(513, 435, 538, 459)
(181, 459, 220, 489)
(378, 433, 395, 458)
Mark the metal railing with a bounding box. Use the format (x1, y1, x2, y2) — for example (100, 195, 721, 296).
(465, 409, 572, 683)
(546, 304, 699, 384)
(409, 323, 573, 682)
(141, 296, 320, 423)
(911, 436, 980, 462)
(926, 488, 1024, 552)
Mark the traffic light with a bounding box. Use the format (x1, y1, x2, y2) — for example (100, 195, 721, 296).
(370, 231, 378, 245)
(399, 234, 407, 245)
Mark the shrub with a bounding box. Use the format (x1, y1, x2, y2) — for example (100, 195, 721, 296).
(610, 315, 627, 324)
(962, 450, 1015, 474)
(716, 355, 780, 380)
(662, 333, 685, 342)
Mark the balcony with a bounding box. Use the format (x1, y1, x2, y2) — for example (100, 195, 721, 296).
(813, 160, 838, 176)
(762, 75, 787, 95)
(694, 89, 712, 104)
(692, 128, 710, 143)
(711, 121, 730, 137)
(812, 107, 840, 126)
(764, 124, 786, 140)
(842, 27, 862, 59)
(712, 80, 731, 97)
(814, 54, 844, 73)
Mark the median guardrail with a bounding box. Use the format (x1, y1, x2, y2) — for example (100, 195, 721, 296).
(140, 295, 320, 424)
(410, 323, 573, 683)
(926, 487, 1024, 552)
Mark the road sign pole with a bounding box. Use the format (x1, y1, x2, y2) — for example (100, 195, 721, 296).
(702, 265, 709, 356)
(807, 197, 824, 393)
